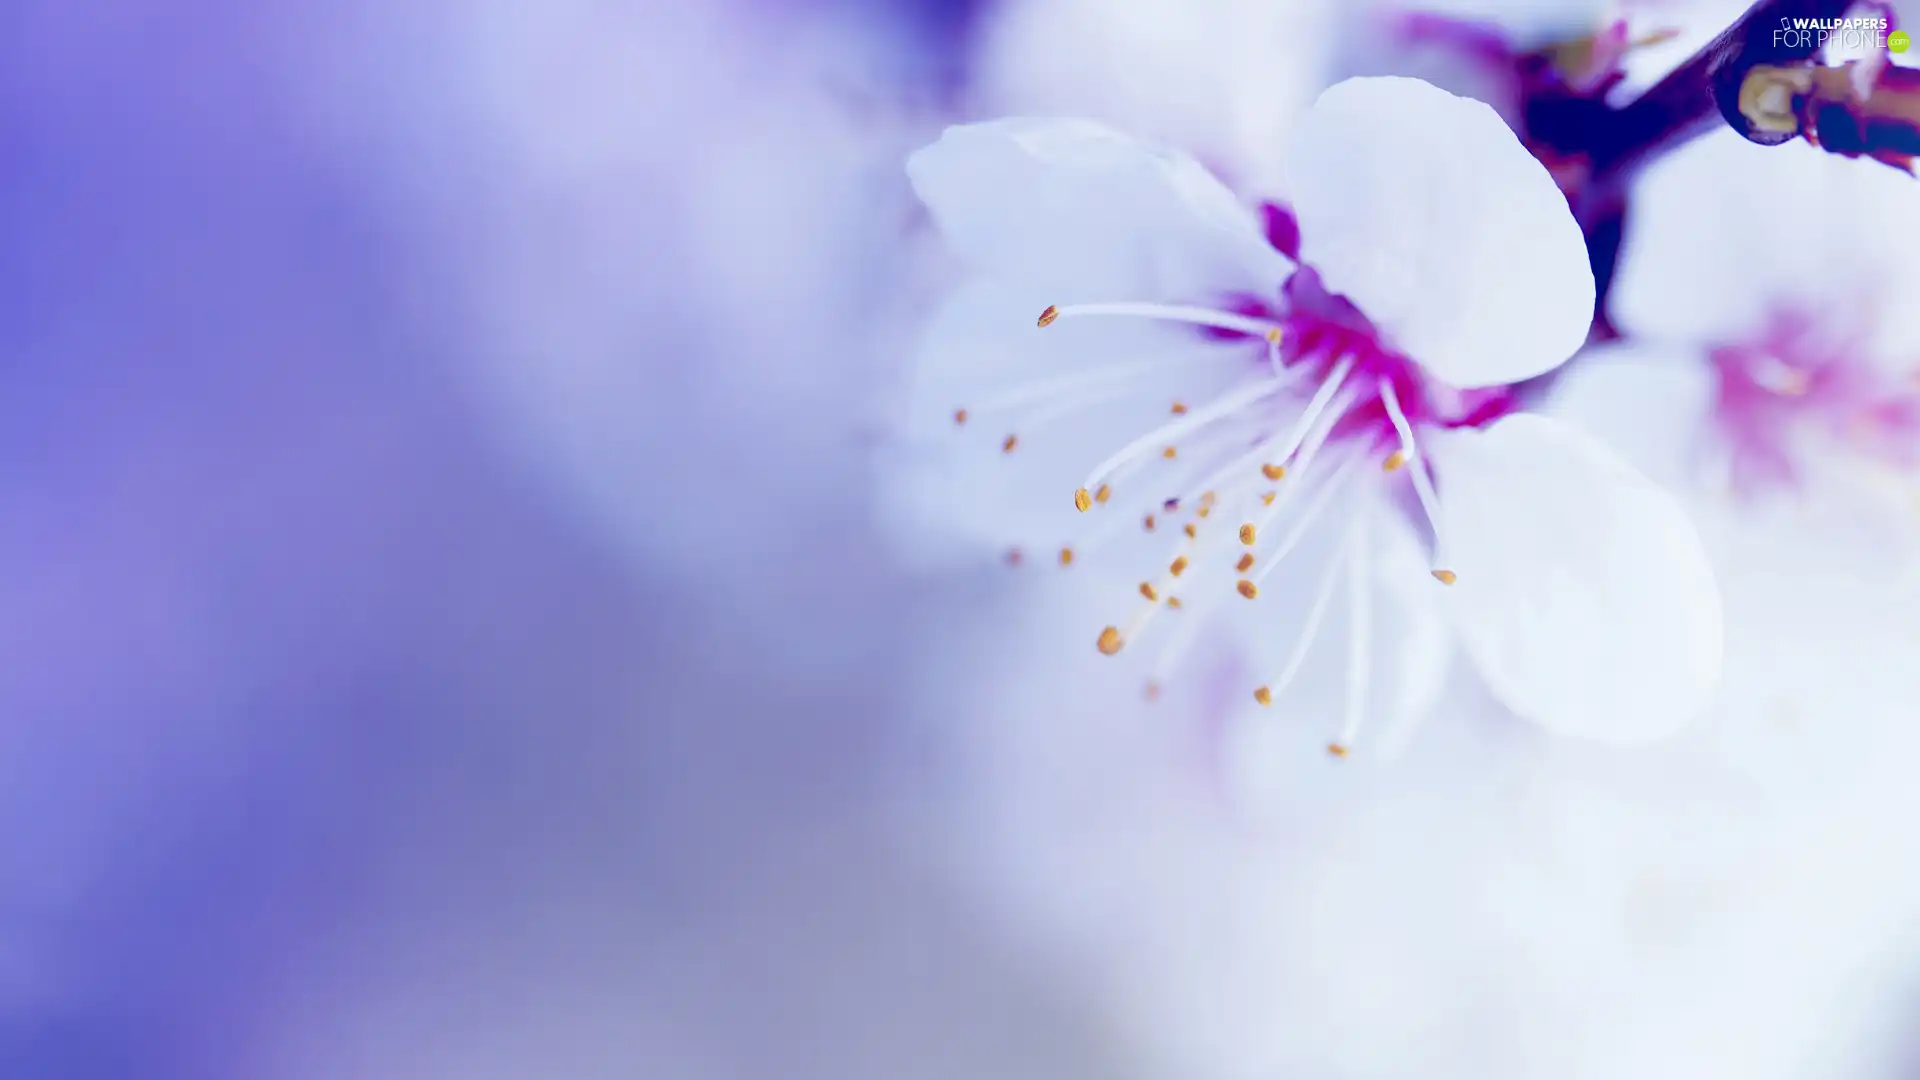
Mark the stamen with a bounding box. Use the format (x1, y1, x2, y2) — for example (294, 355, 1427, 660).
(1238, 524, 1257, 545)
(1237, 580, 1258, 599)
(1377, 378, 1451, 575)
(1254, 509, 1362, 709)
(1059, 547, 1075, 567)
(1166, 597, 1183, 609)
(1074, 488, 1093, 512)
(1236, 553, 1255, 572)
(1096, 626, 1124, 655)
(1383, 450, 1408, 472)
(1095, 484, 1112, 504)
(1149, 361, 1343, 521)
(1170, 556, 1190, 577)
(1250, 447, 1366, 588)
(1338, 507, 1373, 752)
(1042, 301, 1283, 339)
(1163, 446, 1178, 459)
(1005, 548, 1024, 567)
(1143, 514, 1157, 532)
(1183, 523, 1198, 539)
(1139, 582, 1158, 601)
(972, 358, 1226, 420)
(1171, 401, 1188, 415)
(954, 409, 968, 426)
(1254, 686, 1273, 706)
(1431, 570, 1457, 585)
(1080, 375, 1301, 492)
(1003, 435, 1019, 454)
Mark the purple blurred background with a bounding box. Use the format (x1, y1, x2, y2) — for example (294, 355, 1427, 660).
(14, 0, 1920, 1076)
(0, 2, 1129, 1076)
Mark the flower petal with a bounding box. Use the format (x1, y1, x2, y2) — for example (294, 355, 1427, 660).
(1612, 129, 1920, 361)
(1541, 341, 1718, 491)
(907, 118, 1292, 302)
(1284, 77, 1593, 389)
(967, 0, 1332, 195)
(1429, 413, 1724, 743)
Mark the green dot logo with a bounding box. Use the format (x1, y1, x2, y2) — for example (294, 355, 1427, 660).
(1891, 30, 1911, 53)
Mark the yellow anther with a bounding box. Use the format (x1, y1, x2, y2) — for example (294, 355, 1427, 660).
(1139, 582, 1158, 601)
(1431, 569, 1458, 585)
(1262, 463, 1286, 481)
(1037, 305, 1060, 327)
(1170, 556, 1189, 577)
(1059, 547, 1075, 567)
(1074, 488, 1092, 512)
(1095, 484, 1112, 504)
(1254, 686, 1272, 706)
(1236, 553, 1255, 572)
(1383, 450, 1408, 472)
(1238, 524, 1256, 546)
(1002, 435, 1019, 454)
(1236, 579, 1258, 599)
(1096, 626, 1123, 655)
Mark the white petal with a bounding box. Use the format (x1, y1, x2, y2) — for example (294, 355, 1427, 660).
(1368, 510, 1454, 757)
(1541, 341, 1717, 491)
(967, 0, 1332, 196)
(1612, 129, 1920, 360)
(1284, 77, 1594, 389)
(907, 118, 1291, 302)
(1430, 413, 1724, 743)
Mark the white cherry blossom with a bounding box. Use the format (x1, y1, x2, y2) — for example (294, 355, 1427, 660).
(893, 76, 1723, 751)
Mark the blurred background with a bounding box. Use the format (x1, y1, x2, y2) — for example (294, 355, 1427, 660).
(6, 0, 1919, 1077)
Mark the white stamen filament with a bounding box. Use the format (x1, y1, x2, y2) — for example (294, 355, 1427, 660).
(1049, 302, 1281, 340)
(1174, 356, 1355, 519)
(1339, 505, 1373, 750)
(1377, 379, 1449, 565)
(972, 357, 1219, 418)
(1081, 375, 1300, 491)
(1250, 447, 1365, 588)
(1258, 509, 1364, 705)
(1010, 375, 1160, 434)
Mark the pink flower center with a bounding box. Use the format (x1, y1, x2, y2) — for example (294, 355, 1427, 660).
(1208, 203, 1518, 458)
(1710, 309, 1920, 495)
